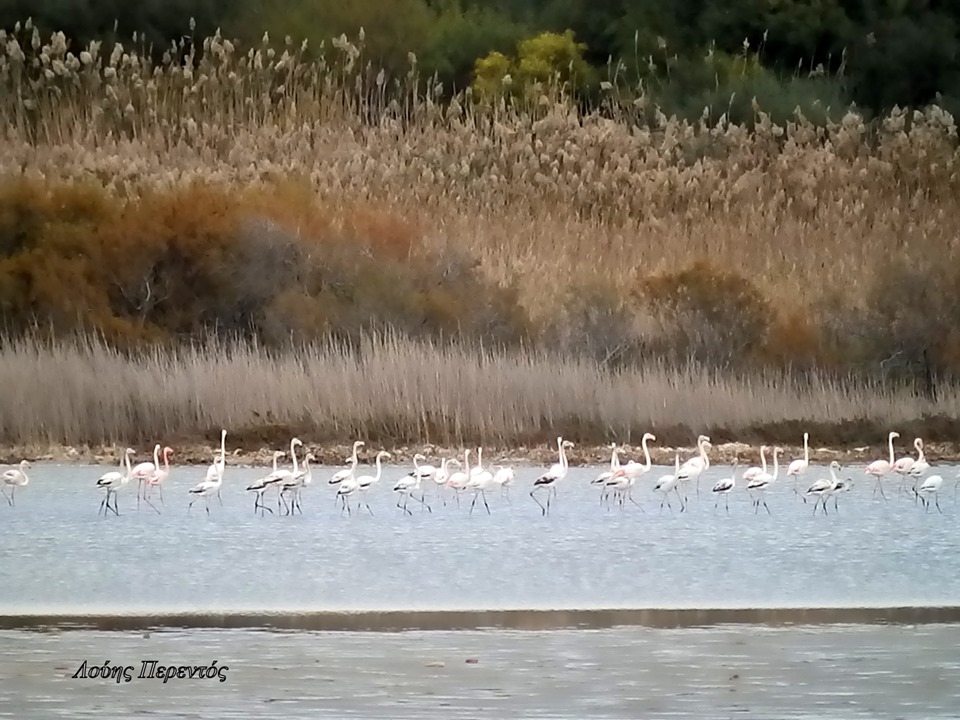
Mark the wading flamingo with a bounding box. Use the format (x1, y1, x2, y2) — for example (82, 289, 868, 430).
(531, 437, 574, 515)
(246, 450, 286, 515)
(97, 448, 135, 516)
(677, 435, 711, 501)
(786, 432, 810, 500)
(1, 460, 31, 506)
(865, 430, 899, 501)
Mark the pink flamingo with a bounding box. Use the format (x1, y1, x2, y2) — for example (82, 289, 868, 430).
(865, 430, 899, 501)
(129, 444, 160, 510)
(144, 446, 173, 513)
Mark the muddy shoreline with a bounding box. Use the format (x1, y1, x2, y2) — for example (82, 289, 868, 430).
(2, 439, 957, 468)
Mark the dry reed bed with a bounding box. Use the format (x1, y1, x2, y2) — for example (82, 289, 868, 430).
(0, 335, 956, 461)
(0, 26, 958, 316)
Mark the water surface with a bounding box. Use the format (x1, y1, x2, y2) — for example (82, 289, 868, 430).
(1, 462, 957, 614)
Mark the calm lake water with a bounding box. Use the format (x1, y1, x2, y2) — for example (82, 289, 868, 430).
(2, 624, 959, 719)
(1, 461, 957, 614)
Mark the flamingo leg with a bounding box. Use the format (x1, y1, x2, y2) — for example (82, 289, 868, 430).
(159, 484, 164, 505)
(9, 486, 15, 507)
(628, 491, 644, 512)
(481, 490, 491, 514)
(144, 494, 161, 515)
(530, 488, 547, 515)
(110, 490, 120, 516)
(936, 494, 942, 514)
(413, 493, 432, 513)
(362, 495, 374, 516)
(137, 479, 142, 510)
(725, 494, 730, 513)
(217, 489, 223, 506)
(205, 496, 210, 515)
(469, 492, 479, 515)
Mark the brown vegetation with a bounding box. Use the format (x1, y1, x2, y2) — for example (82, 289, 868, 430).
(0, 25, 959, 448)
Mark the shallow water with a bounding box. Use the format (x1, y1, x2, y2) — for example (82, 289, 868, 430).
(0, 462, 958, 614)
(2, 624, 959, 719)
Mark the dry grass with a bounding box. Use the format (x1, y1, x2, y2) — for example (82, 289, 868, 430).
(1, 334, 957, 454)
(0, 25, 958, 324)
(1, 24, 959, 448)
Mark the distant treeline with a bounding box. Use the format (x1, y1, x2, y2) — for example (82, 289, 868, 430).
(4, 0, 960, 121)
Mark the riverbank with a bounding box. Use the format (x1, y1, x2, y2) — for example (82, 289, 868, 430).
(2, 437, 956, 468)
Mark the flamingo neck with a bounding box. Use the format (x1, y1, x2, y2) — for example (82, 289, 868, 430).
(760, 447, 767, 472)
(772, 450, 779, 478)
(163, 449, 171, 471)
(803, 435, 809, 463)
(271, 454, 280, 473)
(219, 432, 226, 464)
(888, 434, 895, 464)
(124, 451, 132, 475)
(290, 441, 299, 474)
(642, 437, 652, 469)
(153, 444, 160, 468)
(374, 454, 383, 481)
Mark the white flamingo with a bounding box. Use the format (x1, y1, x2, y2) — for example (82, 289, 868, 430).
(741, 445, 768, 485)
(393, 454, 433, 515)
(893, 437, 924, 497)
(347, 450, 390, 516)
(492, 465, 515, 501)
(204, 429, 228, 505)
(653, 451, 683, 512)
(907, 439, 930, 501)
(246, 450, 286, 515)
(919, 474, 944, 513)
(144, 446, 173, 511)
(410, 452, 438, 504)
(1, 460, 31, 506)
(97, 448, 135, 516)
(806, 461, 841, 515)
(187, 461, 223, 515)
(607, 432, 655, 509)
(130, 444, 160, 509)
(281, 452, 315, 515)
(592, 443, 622, 505)
(330, 440, 365, 486)
(466, 453, 494, 515)
(531, 437, 574, 516)
(827, 475, 854, 512)
(746, 446, 781, 514)
(273, 437, 303, 513)
(711, 460, 737, 513)
(786, 432, 810, 500)
(432, 456, 457, 506)
(865, 430, 899, 501)
(677, 434, 711, 501)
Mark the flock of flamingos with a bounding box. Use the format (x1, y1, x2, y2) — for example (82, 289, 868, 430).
(0, 429, 953, 517)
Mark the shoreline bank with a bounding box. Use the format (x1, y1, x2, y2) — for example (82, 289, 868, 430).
(2, 438, 957, 468)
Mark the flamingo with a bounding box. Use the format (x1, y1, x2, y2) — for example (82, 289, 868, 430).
(187, 461, 223, 515)
(893, 437, 924, 497)
(806, 461, 841, 515)
(607, 432, 656, 509)
(1, 460, 31, 506)
(711, 460, 737, 513)
(677, 434, 711, 501)
(130, 444, 160, 509)
(786, 432, 810, 500)
(907, 439, 929, 501)
(918, 474, 944, 513)
(432, 457, 457, 506)
(746, 446, 781, 514)
(393, 454, 433, 515)
(466, 454, 494, 515)
(592, 443, 622, 506)
(246, 450, 286, 515)
(492, 465, 515, 501)
(204, 429, 228, 505)
(741, 445, 768, 485)
(410, 452, 438, 504)
(330, 440, 365, 486)
(828, 475, 854, 512)
(144, 446, 173, 511)
(865, 430, 899, 501)
(273, 437, 303, 513)
(530, 437, 574, 515)
(97, 448, 135, 516)
(445, 450, 472, 507)
(653, 451, 683, 512)
(348, 450, 390, 516)
(281, 452, 315, 515)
